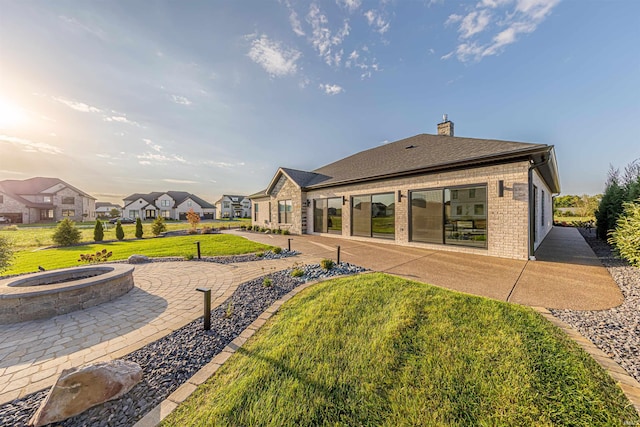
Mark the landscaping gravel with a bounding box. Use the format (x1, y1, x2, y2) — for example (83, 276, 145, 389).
(550, 228, 640, 383)
(0, 262, 367, 427)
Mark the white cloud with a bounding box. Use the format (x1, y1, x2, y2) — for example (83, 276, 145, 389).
(345, 49, 380, 79)
(58, 15, 108, 41)
(338, 0, 362, 12)
(443, 0, 559, 62)
(203, 160, 246, 168)
(137, 152, 187, 164)
(143, 138, 163, 152)
(248, 35, 301, 77)
(52, 96, 102, 113)
(163, 178, 198, 184)
(104, 115, 141, 126)
(458, 10, 491, 39)
(364, 9, 390, 34)
(289, 9, 305, 36)
(0, 134, 63, 154)
(320, 83, 344, 95)
(307, 4, 350, 67)
(171, 94, 192, 105)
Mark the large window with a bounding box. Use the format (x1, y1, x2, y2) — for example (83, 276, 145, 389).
(278, 200, 292, 224)
(62, 197, 75, 204)
(313, 198, 343, 234)
(40, 209, 54, 220)
(162, 210, 171, 219)
(410, 185, 487, 248)
(351, 193, 395, 239)
(129, 210, 139, 218)
(161, 200, 170, 207)
(145, 209, 156, 218)
(254, 203, 258, 221)
(410, 190, 443, 244)
(43, 196, 52, 203)
(62, 209, 75, 217)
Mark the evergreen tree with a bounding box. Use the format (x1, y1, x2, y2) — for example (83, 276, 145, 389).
(93, 220, 104, 242)
(52, 218, 82, 246)
(0, 235, 14, 273)
(151, 216, 167, 236)
(115, 220, 125, 241)
(135, 217, 144, 239)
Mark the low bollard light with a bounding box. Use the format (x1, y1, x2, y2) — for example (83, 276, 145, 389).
(337, 245, 341, 264)
(288, 238, 293, 252)
(196, 287, 211, 330)
(195, 241, 201, 259)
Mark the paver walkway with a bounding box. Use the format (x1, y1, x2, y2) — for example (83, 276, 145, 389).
(0, 256, 315, 405)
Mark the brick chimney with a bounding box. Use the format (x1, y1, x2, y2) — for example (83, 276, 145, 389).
(437, 114, 454, 136)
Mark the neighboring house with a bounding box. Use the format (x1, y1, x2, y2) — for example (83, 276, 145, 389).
(122, 191, 216, 220)
(250, 118, 560, 261)
(0, 177, 96, 224)
(95, 202, 122, 218)
(215, 195, 251, 219)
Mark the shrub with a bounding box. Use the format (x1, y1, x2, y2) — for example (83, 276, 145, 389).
(151, 217, 167, 236)
(135, 217, 144, 239)
(52, 218, 81, 246)
(608, 199, 640, 267)
(273, 247, 282, 254)
(240, 225, 247, 230)
(320, 259, 334, 270)
(0, 235, 14, 273)
(283, 229, 291, 235)
(93, 220, 104, 242)
(4, 225, 18, 231)
(290, 268, 304, 277)
(256, 251, 264, 258)
(185, 253, 195, 260)
(186, 208, 200, 230)
(225, 302, 234, 318)
(115, 220, 125, 240)
(187, 228, 199, 235)
(78, 249, 112, 264)
(262, 277, 273, 287)
(202, 226, 214, 234)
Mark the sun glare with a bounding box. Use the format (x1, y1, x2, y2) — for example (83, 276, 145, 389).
(0, 97, 29, 130)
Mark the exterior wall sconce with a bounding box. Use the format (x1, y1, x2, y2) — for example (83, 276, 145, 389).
(397, 190, 405, 202)
(342, 196, 347, 205)
(498, 180, 504, 197)
(305, 200, 311, 207)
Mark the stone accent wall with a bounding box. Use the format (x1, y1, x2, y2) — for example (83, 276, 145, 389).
(306, 161, 531, 260)
(268, 176, 304, 233)
(54, 187, 93, 222)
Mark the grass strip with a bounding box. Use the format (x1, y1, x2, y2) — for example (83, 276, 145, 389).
(163, 273, 639, 427)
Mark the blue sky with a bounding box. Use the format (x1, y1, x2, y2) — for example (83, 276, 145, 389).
(1, 0, 638, 205)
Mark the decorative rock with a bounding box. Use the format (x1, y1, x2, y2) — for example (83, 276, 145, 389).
(27, 360, 143, 427)
(128, 254, 150, 264)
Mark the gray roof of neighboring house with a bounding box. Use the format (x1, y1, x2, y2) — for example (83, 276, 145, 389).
(0, 177, 96, 208)
(253, 133, 560, 196)
(215, 195, 250, 205)
(123, 191, 215, 209)
(95, 202, 122, 209)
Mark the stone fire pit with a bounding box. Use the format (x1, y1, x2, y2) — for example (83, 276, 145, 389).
(0, 264, 135, 324)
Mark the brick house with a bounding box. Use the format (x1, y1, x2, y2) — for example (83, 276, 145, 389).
(215, 195, 252, 219)
(250, 118, 560, 260)
(122, 191, 216, 220)
(95, 202, 122, 218)
(0, 177, 96, 224)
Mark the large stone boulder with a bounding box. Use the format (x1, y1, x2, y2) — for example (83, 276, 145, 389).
(28, 360, 143, 427)
(128, 254, 150, 264)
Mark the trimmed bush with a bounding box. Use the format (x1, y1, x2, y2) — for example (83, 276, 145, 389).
(273, 247, 282, 254)
(320, 259, 334, 270)
(608, 199, 640, 267)
(291, 268, 304, 277)
(52, 218, 81, 246)
(115, 220, 125, 240)
(283, 229, 291, 235)
(135, 217, 144, 238)
(93, 220, 104, 242)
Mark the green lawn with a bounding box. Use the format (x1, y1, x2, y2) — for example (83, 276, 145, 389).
(0, 219, 250, 251)
(1, 234, 273, 276)
(163, 273, 638, 427)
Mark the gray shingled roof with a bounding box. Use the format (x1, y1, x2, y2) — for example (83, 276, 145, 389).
(251, 132, 559, 197)
(0, 177, 95, 207)
(123, 191, 215, 209)
(306, 133, 550, 188)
